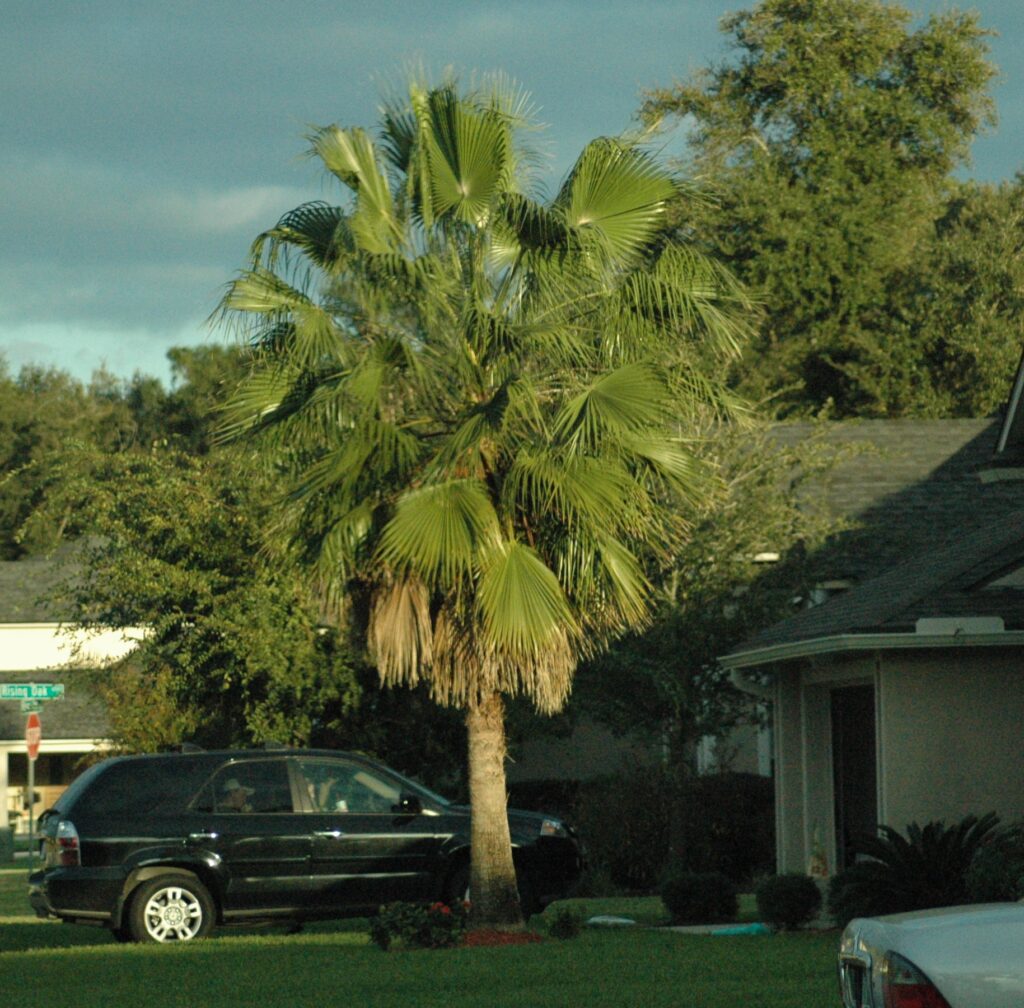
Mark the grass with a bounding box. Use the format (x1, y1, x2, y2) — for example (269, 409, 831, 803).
(0, 866, 30, 917)
(0, 925, 840, 1007)
(0, 885, 840, 1007)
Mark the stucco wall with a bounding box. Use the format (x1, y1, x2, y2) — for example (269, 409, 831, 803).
(879, 648, 1024, 829)
(772, 645, 1024, 876)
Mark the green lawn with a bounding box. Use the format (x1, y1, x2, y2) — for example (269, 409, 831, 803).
(0, 883, 840, 1008)
(0, 867, 29, 917)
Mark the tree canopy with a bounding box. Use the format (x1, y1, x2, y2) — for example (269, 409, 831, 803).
(642, 0, 1004, 417)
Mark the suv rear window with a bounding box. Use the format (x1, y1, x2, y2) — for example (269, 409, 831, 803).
(63, 755, 219, 816)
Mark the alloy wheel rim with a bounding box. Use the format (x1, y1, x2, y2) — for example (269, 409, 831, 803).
(143, 886, 204, 941)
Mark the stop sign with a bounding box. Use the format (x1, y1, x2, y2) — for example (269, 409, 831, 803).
(26, 712, 41, 761)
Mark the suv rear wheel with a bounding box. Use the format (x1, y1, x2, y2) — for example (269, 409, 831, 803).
(127, 874, 215, 943)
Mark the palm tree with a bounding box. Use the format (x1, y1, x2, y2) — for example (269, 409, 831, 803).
(215, 74, 750, 927)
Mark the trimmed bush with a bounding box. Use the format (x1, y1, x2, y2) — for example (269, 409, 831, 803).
(755, 873, 821, 931)
(546, 906, 584, 940)
(660, 869, 737, 925)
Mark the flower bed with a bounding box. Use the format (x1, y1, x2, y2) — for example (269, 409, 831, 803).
(463, 929, 544, 948)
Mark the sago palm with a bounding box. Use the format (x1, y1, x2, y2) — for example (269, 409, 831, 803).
(215, 74, 750, 926)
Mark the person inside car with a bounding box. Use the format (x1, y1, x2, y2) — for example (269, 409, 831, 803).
(219, 778, 255, 813)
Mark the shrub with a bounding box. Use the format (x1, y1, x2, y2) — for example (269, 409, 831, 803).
(660, 869, 737, 925)
(965, 829, 1024, 902)
(573, 767, 670, 892)
(546, 906, 584, 940)
(370, 900, 468, 950)
(827, 864, 898, 928)
(755, 873, 821, 931)
(571, 766, 774, 893)
(827, 813, 1003, 927)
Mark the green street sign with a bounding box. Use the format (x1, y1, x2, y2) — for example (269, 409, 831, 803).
(0, 683, 65, 701)
(20, 699, 43, 713)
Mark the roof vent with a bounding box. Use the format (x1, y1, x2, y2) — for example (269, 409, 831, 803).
(915, 617, 1004, 636)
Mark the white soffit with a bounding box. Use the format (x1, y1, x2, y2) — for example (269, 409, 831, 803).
(0, 624, 144, 672)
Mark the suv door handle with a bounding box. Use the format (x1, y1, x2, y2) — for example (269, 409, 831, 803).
(187, 832, 219, 842)
(313, 829, 345, 839)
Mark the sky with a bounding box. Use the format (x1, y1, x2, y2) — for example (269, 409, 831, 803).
(4, 1, 1023, 386)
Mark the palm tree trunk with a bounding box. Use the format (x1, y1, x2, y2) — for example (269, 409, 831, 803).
(466, 689, 523, 928)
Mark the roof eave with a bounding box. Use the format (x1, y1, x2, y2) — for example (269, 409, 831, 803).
(721, 630, 1024, 670)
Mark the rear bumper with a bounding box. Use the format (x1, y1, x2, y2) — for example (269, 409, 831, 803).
(29, 867, 124, 922)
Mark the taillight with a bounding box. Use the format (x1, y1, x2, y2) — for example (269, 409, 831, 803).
(882, 952, 952, 1008)
(55, 820, 81, 867)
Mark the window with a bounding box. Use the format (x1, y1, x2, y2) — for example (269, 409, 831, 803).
(194, 760, 295, 814)
(295, 759, 402, 814)
(66, 756, 217, 816)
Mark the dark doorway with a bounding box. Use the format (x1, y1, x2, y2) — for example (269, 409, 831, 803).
(831, 685, 877, 869)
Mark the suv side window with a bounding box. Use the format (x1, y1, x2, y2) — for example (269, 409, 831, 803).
(295, 758, 402, 814)
(193, 760, 296, 814)
(65, 756, 217, 817)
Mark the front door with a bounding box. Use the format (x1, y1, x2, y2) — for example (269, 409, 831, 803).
(831, 685, 878, 869)
(294, 756, 442, 912)
(186, 758, 311, 913)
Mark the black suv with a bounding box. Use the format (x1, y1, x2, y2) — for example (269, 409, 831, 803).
(28, 748, 581, 943)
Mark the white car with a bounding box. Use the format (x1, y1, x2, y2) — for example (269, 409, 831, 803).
(839, 903, 1024, 1007)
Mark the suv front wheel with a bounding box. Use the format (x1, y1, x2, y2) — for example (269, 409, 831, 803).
(127, 874, 215, 943)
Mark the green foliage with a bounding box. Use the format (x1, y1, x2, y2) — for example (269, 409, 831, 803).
(369, 900, 468, 950)
(216, 73, 751, 718)
(879, 177, 1024, 417)
(754, 874, 821, 931)
(572, 767, 774, 892)
(571, 419, 843, 764)
(826, 813, 1003, 925)
(660, 869, 737, 925)
(642, 0, 1000, 417)
(964, 827, 1024, 903)
(545, 906, 584, 940)
(0, 363, 136, 559)
(27, 444, 365, 751)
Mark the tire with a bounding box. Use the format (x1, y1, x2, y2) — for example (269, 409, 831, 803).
(127, 874, 215, 943)
(111, 923, 133, 943)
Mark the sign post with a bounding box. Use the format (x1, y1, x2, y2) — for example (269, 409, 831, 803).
(0, 686, 63, 860)
(26, 713, 41, 867)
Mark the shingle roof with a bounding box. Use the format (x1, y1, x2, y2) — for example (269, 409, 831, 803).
(724, 418, 1024, 665)
(727, 509, 1024, 657)
(0, 556, 73, 622)
(771, 419, 1021, 584)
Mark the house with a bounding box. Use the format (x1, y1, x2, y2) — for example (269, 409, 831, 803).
(722, 356, 1024, 877)
(0, 557, 140, 830)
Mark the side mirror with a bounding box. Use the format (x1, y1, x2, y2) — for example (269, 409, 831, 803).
(395, 794, 422, 816)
